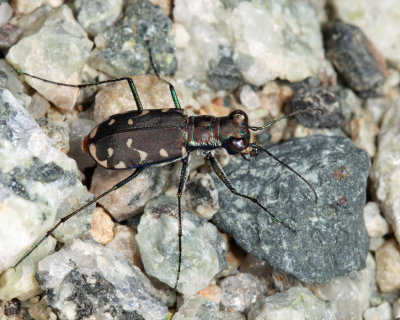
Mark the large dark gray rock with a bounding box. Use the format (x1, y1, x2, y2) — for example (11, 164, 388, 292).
(212, 135, 370, 283)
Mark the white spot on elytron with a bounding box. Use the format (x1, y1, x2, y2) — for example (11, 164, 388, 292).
(89, 126, 98, 139)
(89, 144, 108, 167)
(161, 108, 170, 112)
(127, 138, 133, 148)
(108, 119, 115, 126)
(138, 110, 150, 117)
(115, 161, 127, 169)
(160, 148, 169, 157)
(135, 149, 148, 163)
(182, 146, 187, 156)
(128, 119, 134, 125)
(107, 148, 113, 158)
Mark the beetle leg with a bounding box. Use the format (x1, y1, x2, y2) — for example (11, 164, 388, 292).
(15, 70, 143, 111)
(206, 153, 296, 232)
(13, 167, 144, 269)
(148, 53, 182, 110)
(175, 153, 191, 290)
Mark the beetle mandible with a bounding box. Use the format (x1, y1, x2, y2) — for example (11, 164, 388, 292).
(14, 64, 318, 290)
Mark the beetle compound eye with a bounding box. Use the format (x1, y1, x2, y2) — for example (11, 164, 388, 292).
(228, 137, 247, 153)
(230, 110, 248, 124)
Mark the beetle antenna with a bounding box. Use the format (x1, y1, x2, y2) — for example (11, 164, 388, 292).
(250, 143, 318, 203)
(247, 108, 323, 132)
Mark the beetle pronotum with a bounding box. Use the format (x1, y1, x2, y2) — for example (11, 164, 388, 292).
(13, 62, 318, 290)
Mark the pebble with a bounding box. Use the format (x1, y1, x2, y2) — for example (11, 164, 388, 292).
(375, 239, 400, 293)
(106, 225, 142, 268)
(136, 195, 227, 295)
(370, 103, 400, 244)
(6, 5, 93, 112)
(0, 23, 21, 48)
(181, 172, 219, 220)
(12, 0, 62, 15)
(248, 287, 329, 320)
(291, 86, 343, 128)
(36, 239, 168, 320)
(325, 22, 388, 97)
(219, 273, 264, 314)
(172, 294, 219, 320)
(363, 301, 392, 320)
(213, 135, 370, 283)
(363, 202, 389, 238)
(89, 207, 114, 245)
(74, 0, 123, 37)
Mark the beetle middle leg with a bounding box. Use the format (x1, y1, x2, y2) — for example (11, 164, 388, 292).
(175, 153, 191, 289)
(206, 153, 296, 232)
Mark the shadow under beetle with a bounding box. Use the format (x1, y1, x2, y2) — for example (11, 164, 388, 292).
(13, 65, 318, 291)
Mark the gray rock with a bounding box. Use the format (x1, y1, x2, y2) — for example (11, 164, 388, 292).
(136, 196, 227, 295)
(325, 22, 388, 98)
(248, 287, 330, 320)
(37, 239, 168, 320)
(89, 0, 176, 78)
(291, 87, 343, 128)
(212, 135, 370, 283)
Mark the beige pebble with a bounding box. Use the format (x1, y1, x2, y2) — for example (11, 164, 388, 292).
(89, 207, 114, 245)
(375, 238, 400, 293)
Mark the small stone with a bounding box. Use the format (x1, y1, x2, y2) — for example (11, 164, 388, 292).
(12, 0, 63, 15)
(370, 103, 400, 244)
(182, 173, 219, 220)
(220, 273, 264, 315)
(26, 92, 50, 120)
(218, 311, 246, 320)
(90, 165, 167, 221)
(106, 225, 142, 268)
(136, 196, 227, 295)
(36, 239, 168, 320)
(6, 5, 93, 112)
(198, 284, 221, 305)
(375, 239, 400, 293)
(330, 0, 400, 69)
(89, 0, 176, 78)
(363, 301, 392, 320)
(248, 287, 329, 320)
(0, 89, 93, 276)
(89, 207, 114, 245)
(74, 0, 123, 37)
(0, 23, 21, 49)
(0, 236, 56, 301)
(93, 76, 181, 123)
(0, 2, 13, 28)
(325, 22, 388, 97)
(208, 46, 244, 91)
(172, 295, 219, 320)
(212, 135, 370, 283)
(363, 202, 389, 238)
(218, 235, 246, 278)
(291, 86, 343, 128)
(369, 237, 385, 252)
(310, 253, 378, 319)
(393, 298, 400, 319)
(240, 85, 260, 110)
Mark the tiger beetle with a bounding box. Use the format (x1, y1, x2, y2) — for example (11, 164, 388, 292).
(13, 62, 318, 291)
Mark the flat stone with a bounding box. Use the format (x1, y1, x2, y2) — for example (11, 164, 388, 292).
(136, 196, 227, 295)
(375, 239, 400, 293)
(6, 5, 93, 112)
(212, 135, 370, 283)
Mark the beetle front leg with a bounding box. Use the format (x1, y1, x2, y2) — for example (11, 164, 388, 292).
(175, 153, 191, 290)
(206, 153, 296, 232)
